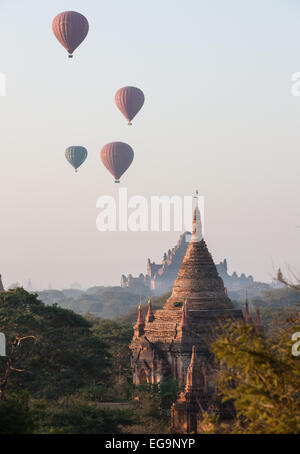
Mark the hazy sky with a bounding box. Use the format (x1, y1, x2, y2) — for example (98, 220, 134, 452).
(0, 0, 299, 289)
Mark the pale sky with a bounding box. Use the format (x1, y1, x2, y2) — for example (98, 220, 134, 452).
(0, 0, 299, 289)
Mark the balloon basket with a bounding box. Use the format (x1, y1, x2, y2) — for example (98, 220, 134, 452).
(114, 180, 120, 183)
(68, 54, 73, 58)
(128, 122, 132, 126)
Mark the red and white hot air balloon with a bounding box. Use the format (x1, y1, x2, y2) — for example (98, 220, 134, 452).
(100, 142, 134, 183)
(52, 11, 89, 58)
(115, 87, 145, 125)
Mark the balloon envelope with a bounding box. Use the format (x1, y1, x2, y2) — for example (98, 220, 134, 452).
(100, 142, 134, 182)
(52, 11, 89, 57)
(115, 87, 145, 124)
(65, 146, 88, 172)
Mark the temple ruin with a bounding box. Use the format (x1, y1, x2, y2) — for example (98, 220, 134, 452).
(121, 232, 256, 296)
(130, 204, 263, 433)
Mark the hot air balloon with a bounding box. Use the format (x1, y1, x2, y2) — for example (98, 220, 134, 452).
(65, 146, 88, 172)
(115, 87, 145, 125)
(100, 142, 134, 183)
(52, 11, 89, 58)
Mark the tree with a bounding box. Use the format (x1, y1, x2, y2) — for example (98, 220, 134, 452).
(86, 317, 133, 400)
(45, 400, 134, 434)
(0, 392, 38, 434)
(0, 288, 147, 433)
(123, 380, 180, 434)
(210, 307, 300, 433)
(0, 288, 111, 400)
(0, 335, 36, 401)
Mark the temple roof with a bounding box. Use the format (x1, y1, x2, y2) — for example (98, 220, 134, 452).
(131, 206, 243, 352)
(164, 207, 234, 310)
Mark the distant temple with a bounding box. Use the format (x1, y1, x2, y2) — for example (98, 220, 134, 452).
(130, 205, 263, 433)
(121, 232, 255, 296)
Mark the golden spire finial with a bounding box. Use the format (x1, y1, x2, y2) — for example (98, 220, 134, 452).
(191, 194, 203, 242)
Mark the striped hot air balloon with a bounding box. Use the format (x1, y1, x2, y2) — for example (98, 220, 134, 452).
(115, 87, 145, 125)
(65, 146, 88, 172)
(100, 142, 134, 183)
(52, 11, 89, 58)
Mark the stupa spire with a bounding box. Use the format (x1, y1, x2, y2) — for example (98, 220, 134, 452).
(191, 194, 203, 242)
(185, 346, 204, 393)
(0, 275, 4, 292)
(137, 302, 144, 325)
(134, 302, 145, 337)
(146, 297, 154, 323)
(254, 307, 264, 334)
(244, 291, 252, 324)
(163, 198, 234, 311)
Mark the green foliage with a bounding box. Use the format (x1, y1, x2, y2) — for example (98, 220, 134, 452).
(124, 380, 180, 434)
(83, 316, 134, 401)
(173, 302, 182, 308)
(211, 311, 300, 434)
(0, 288, 111, 400)
(44, 400, 134, 434)
(0, 392, 40, 434)
(38, 286, 146, 318)
(159, 379, 181, 409)
(252, 287, 300, 308)
(0, 289, 139, 433)
(232, 287, 300, 336)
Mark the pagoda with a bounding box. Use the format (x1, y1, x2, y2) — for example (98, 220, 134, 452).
(130, 203, 243, 387)
(171, 346, 208, 433)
